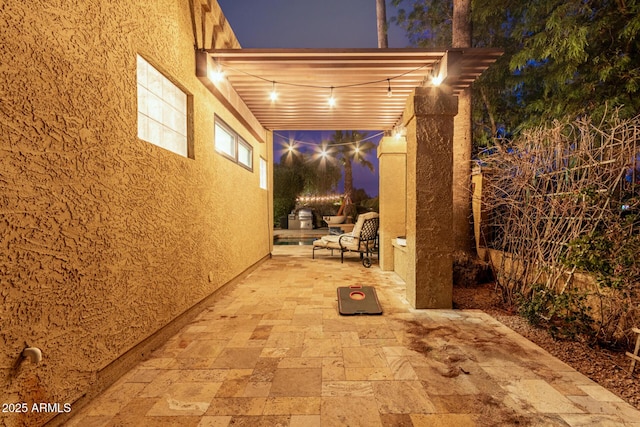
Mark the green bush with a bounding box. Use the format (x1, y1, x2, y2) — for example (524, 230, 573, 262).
(517, 283, 593, 340)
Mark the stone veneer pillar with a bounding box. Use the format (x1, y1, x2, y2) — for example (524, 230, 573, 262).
(405, 86, 458, 308)
(377, 135, 407, 271)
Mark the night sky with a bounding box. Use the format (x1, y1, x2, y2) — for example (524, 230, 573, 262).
(216, 0, 411, 197)
(216, 0, 410, 49)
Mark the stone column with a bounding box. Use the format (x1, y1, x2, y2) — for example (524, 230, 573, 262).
(405, 87, 457, 309)
(377, 135, 407, 271)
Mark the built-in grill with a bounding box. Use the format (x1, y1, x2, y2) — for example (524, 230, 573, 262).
(296, 208, 314, 230)
(287, 208, 314, 230)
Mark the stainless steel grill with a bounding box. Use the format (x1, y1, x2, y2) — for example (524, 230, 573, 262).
(296, 208, 313, 230)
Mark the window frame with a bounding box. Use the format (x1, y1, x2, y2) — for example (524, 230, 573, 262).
(214, 119, 237, 161)
(136, 54, 192, 158)
(237, 137, 253, 171)
(214, 116, 253, 172)
(259, 157, 268, 190)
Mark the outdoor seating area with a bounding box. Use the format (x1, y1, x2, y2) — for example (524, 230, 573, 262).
(65, 245, 640, 426)
(312, 212, 380, 267)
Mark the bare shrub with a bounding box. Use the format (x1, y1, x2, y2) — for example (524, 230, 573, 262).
(479, 112, 639, 347)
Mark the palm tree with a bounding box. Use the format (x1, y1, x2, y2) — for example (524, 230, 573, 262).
(452, 0, 473, 252)
(376, 0, 388, 48)
(327, 130, 376, 200)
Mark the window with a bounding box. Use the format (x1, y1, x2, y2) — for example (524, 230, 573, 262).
(238, 139, 253, 169)
(260, 157, 267, 189)
(137, 55, 189, 157)
(214, 122, 235, 159)
(214, 117, 253, 171)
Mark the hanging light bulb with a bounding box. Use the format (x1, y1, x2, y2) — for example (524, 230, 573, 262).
(431, 63, 443, 86)
(269, 81, 278, 102)
(209, 62, 225, 83)
(394, 124, 405, 139)
(387, 79, 393, 97)
(328, 86, 336, 107)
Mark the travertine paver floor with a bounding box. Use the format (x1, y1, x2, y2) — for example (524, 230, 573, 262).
(67, 245, 640, 426)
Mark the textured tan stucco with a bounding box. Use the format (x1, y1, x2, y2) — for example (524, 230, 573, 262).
(404, 87, 457, 309)
(452, 87, 473, 252)
(0, 1, 271, 425)
(377, 136, 407, 271)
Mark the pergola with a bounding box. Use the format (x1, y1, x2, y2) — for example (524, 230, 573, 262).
(196, 47, 502, 308)
(200, 48, 502, 132)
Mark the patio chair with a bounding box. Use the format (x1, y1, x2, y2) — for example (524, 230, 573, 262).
(312, 212, 379, 267)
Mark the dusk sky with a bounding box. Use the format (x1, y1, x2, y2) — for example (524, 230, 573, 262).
(216, 0, 410, 49)
(216, 0, 411, 197)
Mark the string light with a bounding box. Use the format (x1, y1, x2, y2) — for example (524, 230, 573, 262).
(319, 146, 329, 157)
(328, 87, 336, 108)
(274, 131, 383, 149)
(209, 62, 225, 83)
(430, 61, 443, 86)
(208, 61, 432, 110)
(393, 124, 407, 139)
(296, 194, 343, 203)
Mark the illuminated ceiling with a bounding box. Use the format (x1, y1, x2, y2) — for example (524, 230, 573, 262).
(203, 48, 502, 131)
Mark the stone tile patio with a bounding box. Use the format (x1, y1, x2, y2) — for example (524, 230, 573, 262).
(66, 246, 640, 426)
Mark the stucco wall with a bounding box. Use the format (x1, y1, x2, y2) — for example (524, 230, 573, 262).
(377, 135, 407, 272)
(0, 1, 271, 425)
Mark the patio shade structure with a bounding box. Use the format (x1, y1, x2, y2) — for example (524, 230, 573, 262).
(195, 46, 503, 309)
(199, 48, 503, 131)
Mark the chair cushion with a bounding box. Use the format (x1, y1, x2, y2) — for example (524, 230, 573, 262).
(313, 212, 379, 252)
(314, 234, 358, 250)
(351, 212, 379, 237)
(313, 236, 341, 250)
(323, 234, 356, 249)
